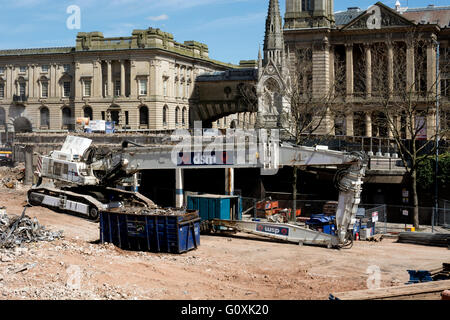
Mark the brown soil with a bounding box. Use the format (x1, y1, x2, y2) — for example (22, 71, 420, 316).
(0, 189, 448, 300)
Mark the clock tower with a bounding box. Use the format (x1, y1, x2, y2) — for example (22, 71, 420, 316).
(285, 0, 335, 29)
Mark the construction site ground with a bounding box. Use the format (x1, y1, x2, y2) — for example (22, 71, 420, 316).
(0, 188, 448, 300)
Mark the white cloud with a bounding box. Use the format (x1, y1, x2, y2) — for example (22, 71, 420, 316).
(148, 14, 169, 21)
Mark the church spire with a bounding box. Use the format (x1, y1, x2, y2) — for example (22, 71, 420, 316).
(263, 0, 284, 67)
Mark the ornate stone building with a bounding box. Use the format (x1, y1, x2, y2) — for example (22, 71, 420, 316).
(0, 28, 233, 132)
(277, 0, 450, 139)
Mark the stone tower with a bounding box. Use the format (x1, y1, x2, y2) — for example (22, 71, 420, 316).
(284, 0, 335, 29)
(256, 0, 291, 129)
(263, 0, 284, 67)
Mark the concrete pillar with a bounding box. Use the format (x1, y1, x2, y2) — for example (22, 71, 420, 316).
(24, 146, 34, 185)
(345, 44, 354, 99)
(364, 44, 372, 98)
(175, 168, 184, 208)
(107, 60, 112, 97)
(120, 60, 126, 97)
(225, 168, 234, 196)
(365, 112, 372, 138)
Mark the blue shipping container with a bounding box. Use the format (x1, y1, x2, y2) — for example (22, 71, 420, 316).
(187, 194, 242, 221)
(100, 211, 200, 254)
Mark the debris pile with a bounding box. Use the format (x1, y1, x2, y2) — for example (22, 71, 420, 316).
(0, 164, 25, 189)
(0, 207, 63, 249)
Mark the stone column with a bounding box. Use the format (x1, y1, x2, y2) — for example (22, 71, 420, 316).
(28, 65, 33, 98)
(120, 60, 126, 97)
(365, 112, 372, 137)
(93, 59, 101, 98)
(406, 38, 415, 92)
(427, 38, 437, 95)
(312, 41, 330, 99)
(329, 46, 335, 97)
(6, 66, 12, 99)
(346, 112, 354, 136)
(130, 60, 137, 98)
(387, 42, 394, 97)
(345, 44, 354, 99)
(107, 60, 112, 97)
(364, 44, 372, 98)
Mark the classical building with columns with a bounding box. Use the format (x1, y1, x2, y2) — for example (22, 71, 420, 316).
(264, 0, 450, 139)
(0, 28, 233, 132)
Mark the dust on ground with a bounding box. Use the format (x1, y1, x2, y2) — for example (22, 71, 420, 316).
(0, 189, 448, 300)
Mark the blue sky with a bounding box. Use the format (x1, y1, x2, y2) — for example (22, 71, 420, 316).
(0, 0, 447, 64)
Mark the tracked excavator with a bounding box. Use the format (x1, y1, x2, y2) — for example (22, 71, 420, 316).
(27, 135, 367, 249)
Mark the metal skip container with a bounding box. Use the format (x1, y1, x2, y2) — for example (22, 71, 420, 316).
(99, 210, 201, 254)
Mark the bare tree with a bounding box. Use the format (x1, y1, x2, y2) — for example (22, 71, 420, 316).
(365, 32, 450, 229)
(281, 47, 349, 221)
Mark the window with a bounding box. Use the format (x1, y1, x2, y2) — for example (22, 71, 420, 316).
(139, 79, 147, 96)
(63, 81, 71, 97)
(0, 108, 5, 126)
(41, 65, 50, 73)
(63, 64, 70, 73)
(163, 79, 167, 96)
(19, 82, 26, 96)
(62, 107, 72, 128)
(175, 107, 180, 125)
(163, 106, 168, 126)
(19, 66, 27, 73)
(84, 80, 91, 97)
(41, 81, 49, 98)
(101, 111, 106, 121)
(40, 107, 50, 127)
(0, 67, 4, 74)
(182, 107, 186, 125)
(125, 111, 129, 126)
(84, 106, 93, 120)
(115, 80, 121, 97)
(139, 106, 149, 126)
(0, 83, 4, 98)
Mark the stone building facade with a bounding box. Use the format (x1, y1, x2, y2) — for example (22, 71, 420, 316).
(278, 0, 450, 139)
(0, 28, 233, 132)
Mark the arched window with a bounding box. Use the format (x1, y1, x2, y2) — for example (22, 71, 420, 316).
(163, 105, 168, 126)
(182, 107, 187, 126)
(83, 106, 93, 120)
(175, 107, 180, 125)
(140, 106, 149, 126)
(40, 107, 50, 128)
(62, 107, 72, 129)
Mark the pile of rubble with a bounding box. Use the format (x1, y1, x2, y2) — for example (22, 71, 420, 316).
(0, 164, 25, 189)
(0, 207, 63, 249)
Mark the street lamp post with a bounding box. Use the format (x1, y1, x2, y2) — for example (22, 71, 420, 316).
(433, 39, 440, 233)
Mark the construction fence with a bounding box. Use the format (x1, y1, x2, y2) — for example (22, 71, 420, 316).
(240, 197, 450, 233)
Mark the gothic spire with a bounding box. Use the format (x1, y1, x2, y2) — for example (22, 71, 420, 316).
(263, 0, 284, 67)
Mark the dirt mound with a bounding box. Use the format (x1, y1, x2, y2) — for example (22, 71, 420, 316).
(0, 164, 25, 189)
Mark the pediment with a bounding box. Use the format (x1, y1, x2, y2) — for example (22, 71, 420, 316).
(342, 2, 415, 31)
(260, 59, 285, 84)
